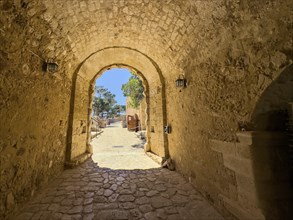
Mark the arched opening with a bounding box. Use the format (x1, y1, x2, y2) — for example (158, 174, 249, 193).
(89, 65, 149, 150)
(249, 64, 293, 219)
(65, 47, 169, 167)
(233, 64, 293, 219)
(87, 66, 159, 169)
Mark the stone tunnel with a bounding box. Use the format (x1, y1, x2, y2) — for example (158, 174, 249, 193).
(0, 0, 293, 219)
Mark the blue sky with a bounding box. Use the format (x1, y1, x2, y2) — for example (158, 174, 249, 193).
(95, 68, 132, 105)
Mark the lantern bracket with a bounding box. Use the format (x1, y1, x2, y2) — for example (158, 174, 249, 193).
(43, 59, 59, 73)
(175, 74, 187, 91)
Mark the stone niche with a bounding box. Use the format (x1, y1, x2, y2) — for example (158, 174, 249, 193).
(210, 130, 293, 220)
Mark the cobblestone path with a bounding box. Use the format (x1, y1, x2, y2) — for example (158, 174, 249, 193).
(11, 123, 225, 220)
(11, 159, 224, 220)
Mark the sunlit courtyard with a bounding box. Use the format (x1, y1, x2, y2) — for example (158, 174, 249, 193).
(91, 122, 160, 170)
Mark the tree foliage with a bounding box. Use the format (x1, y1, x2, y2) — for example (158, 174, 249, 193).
(92, 86, 116, 118)
(110, 104, 126, 117)
(121, 73, 144, 109)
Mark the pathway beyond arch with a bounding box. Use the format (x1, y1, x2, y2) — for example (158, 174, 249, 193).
(91, 122, 160, 170)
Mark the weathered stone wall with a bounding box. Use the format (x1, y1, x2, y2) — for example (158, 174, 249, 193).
(0, 1, 75, 218)
(139, 97, 147, 130)
(70, 75, 90, 160)
(165, 1, 293, 219)
(76, 49, 168, 159)
(1, 0, 292, 219)
(125, 97, 139, 118)
(125, 97, 146, 130)
(0, 70, 71, 218)
(148, 86, 165, 157)
(210, 132, 293, 220)
(252, 65, 293, 131)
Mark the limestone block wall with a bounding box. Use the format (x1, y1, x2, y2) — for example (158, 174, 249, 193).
(1, 0, 293, 219)
(148, 87, 165, 157)
(139, 97, 147, 130)
(0, 71, 71, 218)
(252, 65, 293, 131)
(69, 75, 90, 160)
(125, 97, 147, 131)
(288, 103, 293, 177)
(164, 1, 292, 219)
(0, 53, 72, 218)
(210, 132, 293, 219)
(126, 96, 138, 116)
(0, 2, 76, 218)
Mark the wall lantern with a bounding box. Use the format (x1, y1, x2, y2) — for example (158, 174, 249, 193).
(43, 60, 59, 73)
(164, 125, 172, 134)
(175, 74, 187, 91)
(26, 49, 59, 73)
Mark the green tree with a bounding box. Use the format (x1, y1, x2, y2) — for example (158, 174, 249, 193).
(95, 86, 107, 98)
(121, 73, 144, 109)
(103, 91, 116, 117)
(92, 97, 105, 117)
(119, 105, 126, 112)
(92, 86, 116, 118)
(112, 104, 126, 116)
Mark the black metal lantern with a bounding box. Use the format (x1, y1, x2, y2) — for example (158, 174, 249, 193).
(175, 74, 187, 90)
(44, 60, 59, 73)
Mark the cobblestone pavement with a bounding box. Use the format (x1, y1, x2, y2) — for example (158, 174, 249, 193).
(11, 159, 224, 220)
(11, 123, 225, 220)
(91, 122, 160, 170)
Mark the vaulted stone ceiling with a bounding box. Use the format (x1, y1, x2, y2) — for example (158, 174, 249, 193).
(2, 0, 292, 81)
(1, 1, 292, 219)
(41, 0, 199, 71)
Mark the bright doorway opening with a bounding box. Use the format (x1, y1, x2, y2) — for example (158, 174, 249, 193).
(90, 68, 160, 170)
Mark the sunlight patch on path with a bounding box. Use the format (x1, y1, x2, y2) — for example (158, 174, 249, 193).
(91, 122, 160, 170)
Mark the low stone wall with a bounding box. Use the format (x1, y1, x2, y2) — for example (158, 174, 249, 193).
(210, 132, 293, 219)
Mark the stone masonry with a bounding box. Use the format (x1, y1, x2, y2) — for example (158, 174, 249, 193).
(1, 0, 292, 219)
(11, 159, 224, 220)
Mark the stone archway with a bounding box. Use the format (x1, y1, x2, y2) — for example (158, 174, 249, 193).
(247, 64, 293, 219)
(219, 64, 293, 220)
(65, 47, 169, 166)
(86, 64, 150, 155)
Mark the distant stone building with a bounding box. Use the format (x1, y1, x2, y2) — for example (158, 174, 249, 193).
(126, 97, 146, 130)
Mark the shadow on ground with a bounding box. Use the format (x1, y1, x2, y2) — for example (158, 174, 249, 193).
(10, 158, 225, 220)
